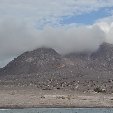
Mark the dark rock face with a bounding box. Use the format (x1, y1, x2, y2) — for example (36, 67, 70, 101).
(0, 42, 113, 93)
(91, 42, 113, 61)
(0, 48, 62, 75)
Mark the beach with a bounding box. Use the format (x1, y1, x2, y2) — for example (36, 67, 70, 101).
(0, 86, 113, 108)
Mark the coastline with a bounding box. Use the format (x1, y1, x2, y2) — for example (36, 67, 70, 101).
(0, 86, 113, 109)
(0, 105, 113, 109)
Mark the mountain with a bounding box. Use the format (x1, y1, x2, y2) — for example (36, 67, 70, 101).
(0, 48, 62, 75)
(0, 42, 113, 93)
(91, 42, 113, 61)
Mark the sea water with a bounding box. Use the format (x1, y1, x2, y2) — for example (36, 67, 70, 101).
(0, 108, 113, 113)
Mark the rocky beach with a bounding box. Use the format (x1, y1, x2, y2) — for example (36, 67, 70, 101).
(0, 86, 113, 108)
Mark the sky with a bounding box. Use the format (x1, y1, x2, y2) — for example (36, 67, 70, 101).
(1, 0, 113, 67)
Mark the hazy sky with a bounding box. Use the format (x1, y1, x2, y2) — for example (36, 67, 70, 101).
(1, 0, 113, 67)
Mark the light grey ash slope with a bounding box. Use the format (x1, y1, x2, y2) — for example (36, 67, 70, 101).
(0, 43, 113, 93)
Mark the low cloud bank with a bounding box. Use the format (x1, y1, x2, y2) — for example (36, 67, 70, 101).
(0, 20, 112, 67)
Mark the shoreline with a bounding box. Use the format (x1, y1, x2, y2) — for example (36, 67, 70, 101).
(0, 106, 113, 109)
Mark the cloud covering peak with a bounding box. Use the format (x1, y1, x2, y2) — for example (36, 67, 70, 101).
(0, 20, 106, 61)
(1, 0, 113, 67)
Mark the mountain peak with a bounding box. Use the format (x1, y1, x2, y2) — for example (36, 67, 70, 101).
(91, 42, 113, 60)
(33, 47, 58, 54)
(99, 42, 113, 51)
(0, 47, 62, 75)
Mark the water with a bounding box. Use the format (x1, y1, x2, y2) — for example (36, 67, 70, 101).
(0, 108, 113, 113)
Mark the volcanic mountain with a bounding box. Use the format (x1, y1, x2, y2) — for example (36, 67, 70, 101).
(0, 42, 113, 93)
(0, 48, 62, 75)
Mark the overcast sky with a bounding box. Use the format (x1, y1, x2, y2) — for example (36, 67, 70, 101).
(1, 0, 113, 67)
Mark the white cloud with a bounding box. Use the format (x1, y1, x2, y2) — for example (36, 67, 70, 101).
(0, 0, 113, 25)
(0, 19, 106, 67)
(95, 22, 111, 33)
(96, 21, 113, 44)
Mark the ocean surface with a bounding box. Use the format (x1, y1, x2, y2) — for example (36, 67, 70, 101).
(0, 108, 113, 113)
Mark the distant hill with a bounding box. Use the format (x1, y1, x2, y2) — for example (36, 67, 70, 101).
(0, 42, 113, 93)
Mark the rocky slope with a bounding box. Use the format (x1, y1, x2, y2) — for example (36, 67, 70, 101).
(0, 42, 113, 93)
(0, 48, 62, 75)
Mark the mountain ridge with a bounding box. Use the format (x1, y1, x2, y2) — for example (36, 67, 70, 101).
(0, 42, 113, 93)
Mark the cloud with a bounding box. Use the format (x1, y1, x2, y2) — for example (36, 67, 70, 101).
(97, 22, 113, 44)
(0, 19, 106, 67)
(0, 0, 113, 26)
(41, 25, 105, 54)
